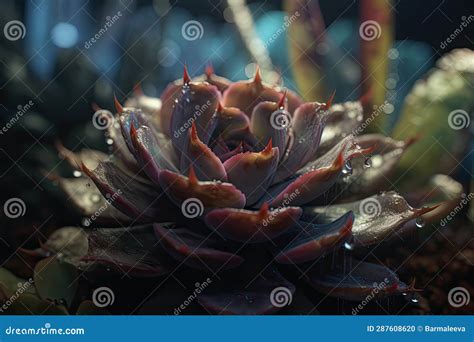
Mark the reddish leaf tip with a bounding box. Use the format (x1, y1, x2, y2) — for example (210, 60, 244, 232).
(205, 62, 214, 78)
(262, 138, 273, 155)
(259, 202, 269, 217)
(133, 82, 143, 96)
(253, 65, 262, 85)
(277, 90, 287, 109)
(190, 121, 199, 141)
(324, 90, 336, 110)
(216, 102, 223, 113)
(188, 165, 198, 185)
(183, 65, 191, 85)
(114, 95, 123, 113)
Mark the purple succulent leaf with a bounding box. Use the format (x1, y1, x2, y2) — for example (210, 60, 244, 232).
(317, 101, 364, 155)
(104, 114, 138, 169)
(159, 80, 182, 136)
(153, 223, 244, 271)
(249, 100, 288, 157)
(53, 176, 134, 224)
(213, 105, 250, 141)
(302, 191, 438, 247)
(223, 142, 279, 206)
(82, 161, 179, 222)
(266, 144, 347, 207)
(80, 224, 173, 277)
(130, 125, 179, 185)
(275, 211, 354, 264)
(273, 102, 326, 183)
(118, 109, 150, 157)
(204, 204, 302, 243)
(170, 81, 220, 157)
(197, 266, 295, 315)
(305, 259, 407, 301)
(222, 70, 281, 117)
(158, 168, 246, 210)
(179, 123, 228, 181)
(335, 134, 414, 196)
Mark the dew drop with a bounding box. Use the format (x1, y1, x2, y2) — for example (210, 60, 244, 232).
(106, 138, 114, 145)
(73, 170, 82, 178)
(90, 193, 101, 203)
(363, 157, 372, 168)
(411, 297, 419, 303)
(342, 160, 352, 175)
(343, 242, 353, 251)
(402, 292, 408, 296)
(415, 216, 425, 228)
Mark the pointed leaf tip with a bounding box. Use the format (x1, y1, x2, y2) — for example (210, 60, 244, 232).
(277, 90, 287, 108)
(183, 65, 191, 85)
(133, 82, 143, 96)
(324, 90, 336, 110)
(259, 202, 269, 217)
(216, 102, 223, 113)
(262, 138, 273, 155)
(114, 95, 123, 113)
(190, 121, 199, 141)
(205, 63, 214, 78)
(253, 65, 262, 85)
(188, 165, 198, 185)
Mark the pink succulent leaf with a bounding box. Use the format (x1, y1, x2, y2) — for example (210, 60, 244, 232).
(179, 123, 228, 181)
(81, 225, 173, 277)
(204, 204, 302, 243)
(275, 211, 354, 264)
(197, 266, 295, 315)
(153, 223, 244, 271)
(158, 168, 246, 210)
(170, 81, 220, 158)
(273, 102, 327, 182)
(250, 100, 288, 157)
(130, 125, 179, 185)
(223, 141, 279, 206)
(305, 259, 408, 301)
(221, 69, 281, 117)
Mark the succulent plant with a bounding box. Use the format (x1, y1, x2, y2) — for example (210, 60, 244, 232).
(21, 64, 452, 315)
